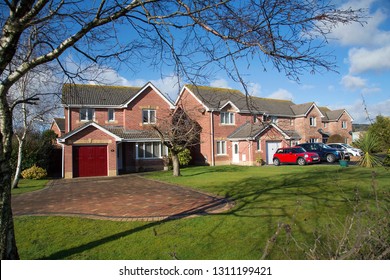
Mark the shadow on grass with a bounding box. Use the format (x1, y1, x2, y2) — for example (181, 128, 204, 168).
(41, 166, 388, 259)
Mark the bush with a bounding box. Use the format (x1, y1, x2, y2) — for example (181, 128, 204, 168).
(327, 134, 344, 143)
(178, 148, 192, 166)
(383, 149, 390, 166)
(21, 165, 47, 179)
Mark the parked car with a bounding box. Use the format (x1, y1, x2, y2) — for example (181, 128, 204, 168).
(298, 143, 350, 163)
(273, 147, 320, 166)
(327, 143, 363, 157)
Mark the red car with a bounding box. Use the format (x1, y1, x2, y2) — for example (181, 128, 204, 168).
(273, 147, 320, 166)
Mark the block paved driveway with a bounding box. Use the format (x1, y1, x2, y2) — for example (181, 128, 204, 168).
(12, 175, 232, 221)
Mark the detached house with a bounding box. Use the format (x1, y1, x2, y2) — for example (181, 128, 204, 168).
(54, 83, 353, 178)
(57, 83, 174, 178)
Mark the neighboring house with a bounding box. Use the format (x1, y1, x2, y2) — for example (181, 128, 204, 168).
(175, 85, 353, 166)
(50, 117, 65, 137)
(56, 82, 174, 178)
(53, 83, 353, 178)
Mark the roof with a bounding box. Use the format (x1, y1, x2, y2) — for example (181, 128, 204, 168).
(227, 122, 301, 140)
(62, 84, 141, 106)
(182, 85, 295, 115)
(61, 82, 174, 109)
(53, 117, 65, 132)
(58, 121, 161, 142)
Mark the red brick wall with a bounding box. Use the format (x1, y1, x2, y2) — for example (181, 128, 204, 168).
(295, 106, 323, 143)
(177, 89, 213, 164)
(327, 112, 353, 144)
(124, 86, 173, 130)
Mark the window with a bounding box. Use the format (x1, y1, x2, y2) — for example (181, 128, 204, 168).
(108, 109, 115, 121)
(309, 138, 318, 143)
(142, 109, 156, 124)
(324, 122, 327, 128)
(220, 112, 234, 125)
(257, 138, 262, 151)
(216, 141, 227, 155)
(80, 108, 94, 121)
(270, 116, 278, 124)
(342, 121, 347, 129)
(137, 142, 167, 159)
(309, 117, 316, 127)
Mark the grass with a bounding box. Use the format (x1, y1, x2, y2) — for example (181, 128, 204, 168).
(12, 179, 49, 195)
(14, 165, 389, 260)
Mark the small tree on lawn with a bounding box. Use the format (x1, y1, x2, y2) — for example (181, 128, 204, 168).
(153, 107, 201, 176)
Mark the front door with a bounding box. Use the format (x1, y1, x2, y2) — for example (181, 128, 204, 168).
(266, 141, 281, 164)
(232, 142, 240, 163)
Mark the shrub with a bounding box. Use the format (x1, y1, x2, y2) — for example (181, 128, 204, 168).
(21, 165, 47, 179)
(178, 148, 192, 166)
(383, 149, 390, 167)
(327, 134, 344, 143)
(355, 132, 382, 168)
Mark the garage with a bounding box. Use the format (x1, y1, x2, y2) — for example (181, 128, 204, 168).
(73, 146, 108, 177)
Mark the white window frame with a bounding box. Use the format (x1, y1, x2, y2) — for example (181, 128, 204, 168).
(108, 108, 115, 122)
(342, 121, 347, 129)
(142, 109, 156, 124)
(220, 112, 234, 125)
(309, 138, 318, 143)
(216, 141, 227, 155)
(136, 142, 167, 159)
(309, 117, 316, 127)
(80, 108, 94, 121)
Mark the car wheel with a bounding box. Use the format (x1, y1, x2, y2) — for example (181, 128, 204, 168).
(297, 157, 306, 166)
(326, 153, 336, 163)
(273, 158, 280, 166)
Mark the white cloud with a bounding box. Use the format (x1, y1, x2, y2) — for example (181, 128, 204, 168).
(333, 98, 390, 123)
(348, 46, 390, 73)
(247, 82, 262, 96)
(209, 78, 231, 88)
(267, 88, 294, 100)
(331, 8, 390, 47)
(341, 74, 367, 90)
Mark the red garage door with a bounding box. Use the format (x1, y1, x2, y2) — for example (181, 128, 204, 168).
(73, 146, 108, 177)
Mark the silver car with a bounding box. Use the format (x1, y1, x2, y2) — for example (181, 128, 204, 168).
(328, 143, 363, 156)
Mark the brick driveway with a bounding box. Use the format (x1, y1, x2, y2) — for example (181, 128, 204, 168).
(12, 175, 232, 221)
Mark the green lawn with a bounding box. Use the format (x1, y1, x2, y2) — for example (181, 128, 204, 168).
(12, 179, 49, 195)
(14, 165, 389, 260)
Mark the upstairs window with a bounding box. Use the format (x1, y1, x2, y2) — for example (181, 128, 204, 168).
(108, 109, 115, 122)
(309, 117, 316, 127)
(80, 108, 94, 121)
(142, 109, 156, 124)
(220, 112, 234, 125)
(342, 121, 347, 129)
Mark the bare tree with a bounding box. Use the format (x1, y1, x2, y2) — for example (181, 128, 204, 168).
(0, 0, 365, 259)
(153, 107, 202, 176)
(9, 68, 61, 189)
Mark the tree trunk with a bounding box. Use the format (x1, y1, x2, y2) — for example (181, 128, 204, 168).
(11, 136, 24, 189)
(0, 85, 19, 259)
(171, 151, 181, 177)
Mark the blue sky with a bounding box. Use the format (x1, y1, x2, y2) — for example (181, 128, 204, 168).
(77, 0, 390, 124)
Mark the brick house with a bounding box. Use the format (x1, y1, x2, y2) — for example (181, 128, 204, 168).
(175, 85, 353, 166)
(57, 82, 174, 178)
(54, 82, 353, 178)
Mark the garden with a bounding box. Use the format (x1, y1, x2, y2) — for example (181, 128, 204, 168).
(13, 164, 389, 260)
